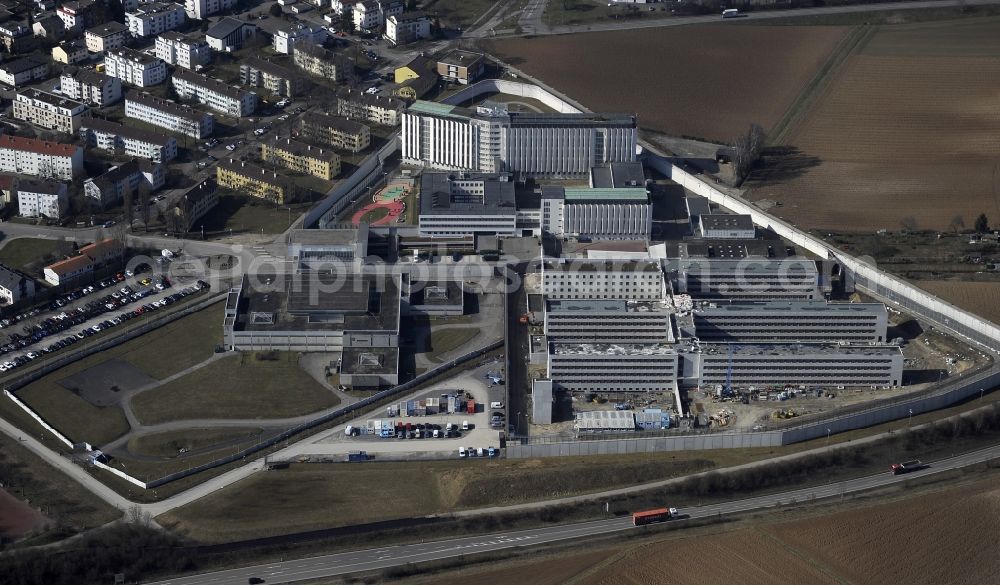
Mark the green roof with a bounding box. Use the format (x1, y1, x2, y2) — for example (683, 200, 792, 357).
(564, 188, 648, 202)
(408, 100, 468, 119)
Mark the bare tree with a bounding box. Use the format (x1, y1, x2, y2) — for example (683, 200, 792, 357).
(949, 215, 965, 233)
(123, 182, 135, 228)
(731, 123, 766, 184)
(900, 216, 918, 232)
(54, 236, 73, 258)
(138, 182, 152, 231)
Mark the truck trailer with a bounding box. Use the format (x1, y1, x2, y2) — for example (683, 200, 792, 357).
(890, 460, 926, 475)
(632, 507, 678, 526)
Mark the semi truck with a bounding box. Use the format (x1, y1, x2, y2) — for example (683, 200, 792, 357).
(890, 460, 926, 475)
(632, 507, 678, 526)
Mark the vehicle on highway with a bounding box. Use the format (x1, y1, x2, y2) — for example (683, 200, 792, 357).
(632, 507, 678, 526)
(890, 460, 927, 475)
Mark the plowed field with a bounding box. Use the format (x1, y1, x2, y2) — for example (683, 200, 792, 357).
(749, 18, 1000, 231)
(486, 25, 850, 142)
(913, 280, 1000, 326)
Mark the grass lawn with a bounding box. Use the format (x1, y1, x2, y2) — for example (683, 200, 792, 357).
(131, 352, 341, 425)
(0, 434, 121, 535)
(428, 328, 480, 362)
(12, 302, 225, 446)
(126, 427, 264, 458)
(198, 194, 311, 236)
(0, 238, 61, 275)
(423, 0, 498, 28)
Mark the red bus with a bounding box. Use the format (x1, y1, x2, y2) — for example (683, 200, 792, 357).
(632, 507, 678, 526)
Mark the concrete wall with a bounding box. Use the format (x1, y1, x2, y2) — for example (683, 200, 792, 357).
(508, 430, 783, 458)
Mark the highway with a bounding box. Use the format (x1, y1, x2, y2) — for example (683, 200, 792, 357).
(146, 442, 1000, 585)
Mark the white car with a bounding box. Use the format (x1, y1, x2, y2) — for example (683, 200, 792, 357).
(225, 144, 237, 151)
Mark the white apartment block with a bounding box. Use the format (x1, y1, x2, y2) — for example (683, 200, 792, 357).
(0, 135, 82, 180)
(85, 22, 128, 52)
(385, 11, 429, 45)
(126, 2, 185, 38)
(0, 57, 49, 88)
(352, 0, 402, 32)
(540, 186, 651, 240)
(155, 31, 211, 69)
(84, 160, 163, 207)
(0, 263, 36, 306)
(126, 91, 215, 138)
(184, 0, 236, 19)
(172, 69, 257, 117)
(59, 68, 123, 107)
(541, 259, 665, 301)
(80, 118, 178, 163)
(104, 48, 168, 87)
(12, 89, 89, 134)
(272, 25, 325, 54)
(57, 0, 94, 32)
(17, 178, 68, 219)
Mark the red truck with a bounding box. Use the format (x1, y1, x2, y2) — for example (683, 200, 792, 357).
(467, 399, 476, 414)
(890, 460, 926, 475)
(632, 507, 678, 526)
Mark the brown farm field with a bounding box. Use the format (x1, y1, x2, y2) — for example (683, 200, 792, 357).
(913, 280, 1000, 326)
(485, 25, 850, 142)
(748, 18, 1000, 232)
(411, 476, 1000, 585)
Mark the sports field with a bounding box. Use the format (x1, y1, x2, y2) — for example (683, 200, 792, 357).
(748, 18, 1000, 232)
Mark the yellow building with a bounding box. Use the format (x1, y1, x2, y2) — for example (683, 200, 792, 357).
(217, 159, 296, 204)
(261, 136, 341, 181)
(394, 55, 437, 101)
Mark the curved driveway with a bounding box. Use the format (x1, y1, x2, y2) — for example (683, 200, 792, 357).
(145, 442, 1000, 585)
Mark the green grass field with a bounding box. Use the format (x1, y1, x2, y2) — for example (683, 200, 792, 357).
(126, 427, 264, 458)
(131, 352, 340, 425)
(198, 194, 311, 236)
(428, 328, 480, 362)
(0, 238, 61, 275)
(13, 302, 224, 446)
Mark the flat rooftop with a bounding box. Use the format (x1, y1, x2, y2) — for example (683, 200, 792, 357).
(232, 272, 400, 333)
(693, 301, 886, 315)
(551, 343, 677, 356)
(700, 343, 902, 357)
(289, 228, 360, 247)
(700, 214, 754, 231)
(409, 279, 462, 307)
(342, 346, 399, 375)
(542, 186, 648, 202)
(542, 259, 663, 273)
(678, 240, 792, 259)
(590, 161, 645, 189)
(667, 257, 816, 274)
(420, 172, 516, 216)
(546, 299, 671, 313)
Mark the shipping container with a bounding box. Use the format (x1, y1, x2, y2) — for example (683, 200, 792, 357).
(467, 399, 476, 414)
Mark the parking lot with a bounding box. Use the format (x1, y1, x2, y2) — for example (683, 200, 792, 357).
(290, 365, 507, 460)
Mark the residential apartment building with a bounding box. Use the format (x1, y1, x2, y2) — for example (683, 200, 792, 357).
(667, 257, 821, 301)
(60, 68, 122, 107)
(33, 15, 66, 41)
(686, 301, 889, 344)
(696, 343, 904, 389)
(51, 38, 87, 63)
(436, 50, 484, 85)
(0, 19, 34, 53)
(544, 299, 673, 344)
(417, 172, 516, 237)
(239, 57, 303, 98)
(384, 11, 429, 45)
(205, 16, 255, 51)
(0, 263, 36, 306)
(0, 56, 49, 88)
(0, 135, 82, 180)
(298, 112, 370, 152)
(184, 0, 236, 19)
(172, 69, 257, 117)
(401, 100, 637, 178)
(125, 91, 215, 138)
(541, 259, 665, 301)
(292, 41, 348, 81)
(79, 118, 178, 163)
(85, 21, 127, 52)
(216, 159, 296, 204)
(12, 89, 89, 134)
(104, 47, 168, 87)
(540, 186, 651, 240)
(260, 136, 341, 180)
(56, 0, 95, 32)
(126, 2, 185, 38)
(272, 24, 324, 54)
(336, 88, 402, 126)
(16, 178, 68, 219)
(352, 0, 402, 32)
(84, 159, 164, 207)
(172, 179, 218, 232)
(42, 237, 124, 286)
(155, 31, 211, 69)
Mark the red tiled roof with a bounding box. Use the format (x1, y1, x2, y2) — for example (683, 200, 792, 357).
(46, 254, 93, 275)
(80, 237, 123, 259)
(0, 134, 79, 157)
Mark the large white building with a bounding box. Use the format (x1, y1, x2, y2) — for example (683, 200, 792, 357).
(79, 118, 178, 163)
(352, 0, 403, 32)
(84, 22, 128, 52)
(184, 0, 236, 19)
(402, 101, 637, 178)
(544, 299, 674, 344)
(155, 31, 211, 70)
(126, 91, 215, 138)
(84, 159, 163, 208)
(384, 11, 429, 45)
(0, 263, 36, 306)
(685, 301, 889, 344)
(418, 172, 517, 237)
(172, 68, 257, 117)
(542, 259, 665, 301)
(126, 2, 185, 37)
(59, 68, 123, 107)
(12, 89, 89, 134)
(17, 178, 68, 219)
(667, 257, 821, 301)
(0, 135, 83, 180)
(104, 47, 168, 87)
(56, 0, 95, 32)
(547, 343, 679, 394)
(272, 24, 325, 54)
(0, 57, 49, 88)
(698, 214, 755, 239)
(540, 186, 651, 240)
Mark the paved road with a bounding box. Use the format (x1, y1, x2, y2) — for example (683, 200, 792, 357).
(476, 0, 1000, 37)
(145, 442, 1000, 585)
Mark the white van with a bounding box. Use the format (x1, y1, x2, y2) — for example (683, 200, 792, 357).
(490, 401, 503, 409)
(458, 447, 467, 458)
(462, 420, 470, 431)
(722, 8, 739, 18)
